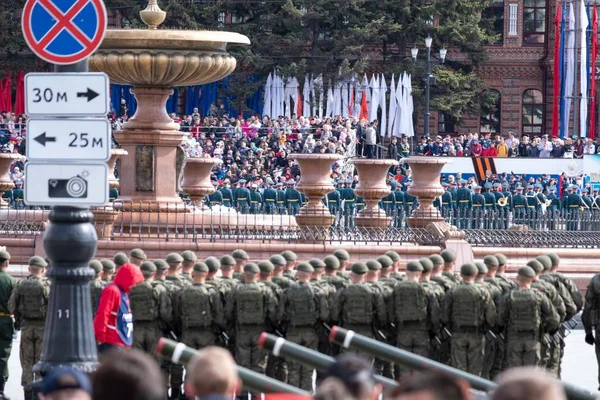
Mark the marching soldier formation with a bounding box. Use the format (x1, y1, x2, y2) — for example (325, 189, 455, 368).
(0, 246, 585, 398)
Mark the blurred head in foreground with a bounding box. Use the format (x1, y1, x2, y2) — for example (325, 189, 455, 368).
(314, 354, 381, 400)
(388, 371, 471, 400)
(490, 367, 566, 400)
(185, 346, 240, 399)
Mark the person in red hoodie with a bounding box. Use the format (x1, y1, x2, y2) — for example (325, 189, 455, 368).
(94, 263, 143, 354)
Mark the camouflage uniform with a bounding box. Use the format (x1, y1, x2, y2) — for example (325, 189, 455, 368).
(89, 260, 106, 315)
(0, 251, 15, 399)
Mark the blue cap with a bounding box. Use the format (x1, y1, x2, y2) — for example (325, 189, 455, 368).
(484, 182, 493, 189)
(502, 182, 509, 189)
(527, 185, 534, 189)
(594, 188, 599, 192)
(516, 185, 524, 190)
(582, 189, 589, 194)
(346, 179, 353, 184)
(474, 185, 482, 190)
(238, 179, 246, 184)
(287, 180, 296, 185)
(460, 179, 468, 185)
(548, 186, 556, 192)
(492, 183, 500, 188)
(42, 367, 92, 396)
(388, 180, 397, 187)
(534, 183, 542, 189)
(276, 182, 283, 187)
(442, 182, 449, 187)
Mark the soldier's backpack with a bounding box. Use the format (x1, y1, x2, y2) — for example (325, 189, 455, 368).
(508, 289, 541, 332)
(236, 283, 265, 325)
(452, 284, 483, 328)
(18, 277, 47, 320)
(342, 284, 373, 325)
(393, 281, 427, 323)
(130, 281, 158, 322)
(287, 283, 317, 327)
(181, 285, 213, 328)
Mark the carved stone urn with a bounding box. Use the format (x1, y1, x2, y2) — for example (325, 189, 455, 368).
(181, 157, 222, 209)
(401, 157, 451, 228)
(92, 148, 128, 239)
(289, 154, 343, 228)
(0, 153, 21, 209)
(352, 158, 399, 227)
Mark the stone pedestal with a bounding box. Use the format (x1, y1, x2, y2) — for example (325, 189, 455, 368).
(290, 154, 343, 228)
(402, 157, 451, 229)
(92, 149, 128, 239)
(0, 153, 20, 208)
(353, 159, 398, 228)
(181, 157, 222, 210)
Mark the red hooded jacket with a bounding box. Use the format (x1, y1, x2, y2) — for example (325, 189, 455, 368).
(93, 263, 143, 347)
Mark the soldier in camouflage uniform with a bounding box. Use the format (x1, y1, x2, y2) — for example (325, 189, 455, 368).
(385, 251, 404, 281)
(232, 249, 249, 281)
(495, 253, 518, 292)
(225, 263, 278, 385)
(330, 262, 387, 364)
(180, 250, 197, 283)
(333, 249, 351, 281)
(89, 260, 105, 314)
(129, 248, 147, 267)
(389, 261, 440, 377)
(174, 262, 224, 352)
(279, 262, 329, 391)
(203, 257, 221, 290)
(9, 256, 50, 400)
(377, 255, 396, 291)
(281, 251, 297, 280)
(217, 255, 240, 357)
(101, 259, 116, 283)
(322, 256, 346, 291)
(429, 254, 455, 292)
(270, 255, 291, 289)
(497, 266, 560, 368)
(113, 252, 129, 271)
(440, 249, 460, 284)
(0, 251, 15, 400)
(583, 267, 600, 389)
(418, 257, 446, 363)
(442, 263, 496, 376)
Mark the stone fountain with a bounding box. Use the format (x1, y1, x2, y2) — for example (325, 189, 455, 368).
(0, 153, 20, 209)
(181, 157, 222, 210)
(352, 158, 399, 227)
(90, 1, 250, 213)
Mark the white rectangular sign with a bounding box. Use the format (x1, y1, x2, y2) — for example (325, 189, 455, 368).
(25, 73, 110, 117)
(26, 119, 111, 162)
(24, 163, 109, 206)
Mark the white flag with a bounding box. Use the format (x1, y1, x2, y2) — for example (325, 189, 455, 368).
(326, 81, 334, 118)
(393, 75, 403, 137)
(406, 74, 415, 137)
(341, 82, 349, 118)
(564, 3, 576, 136)
(580, 0, 589, 137)
(302, 74, 311, 118)
(380, 74, 387, 137)
(388, 74, 396, 135)
(263, 73, 272, 118)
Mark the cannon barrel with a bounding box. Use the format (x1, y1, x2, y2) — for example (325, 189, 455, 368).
(329, 326, 597, 400)
(156, 338, 310, 397)
(257, 332, 399, 389)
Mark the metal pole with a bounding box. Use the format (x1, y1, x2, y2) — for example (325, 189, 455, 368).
(424, 46, 431, 138)
(33, 59, 99, 379)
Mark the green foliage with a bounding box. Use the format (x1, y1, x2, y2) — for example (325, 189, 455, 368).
(0, 0, 27, 55)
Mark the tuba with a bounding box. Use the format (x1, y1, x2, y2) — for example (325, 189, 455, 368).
(545, 199, 552, 207)
(497, 197, 508, 207)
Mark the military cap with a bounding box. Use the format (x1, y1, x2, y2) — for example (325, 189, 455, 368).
(515, 185, 524, 191)
(534, 183, 542, 189)
(429, 254, 444, 266)
(89, 260, 103, 273)
(258, 260, 275, 273)
(547, 253, 560, 267)
(244, 262, 260, 274)
(442, 182, 449, 187)
(582, 189, 589, 194)
(181, 250, 197, 262)
(406, 261, 423, 272)
(345, 179, 353, 184)
(484, 182, 493, 189)
(474, 185, 482, 190)
(418, 258, 434, 272)
(548, 186, 557, 192)
(238, 179, 247, 184)
(440, 249, 456, 263)
(130, 248, 146, 260)
(220, 255, 236, 267)
(232, 249, 250, 261)
(193, 262, 209, 273)
(270, 255, 287, 267)
(536, 255, 553, 271)
(113, 252, 129, 267)
(0, 250, 10, 261)
(333, 249, 350, 261)
(494, 253, 507, 266)
(296, 262, 314, 273)
(351, 262, 368, 275)
(366, 260, 382, 271)
(502, 182, 510, 189)
(324, 255, 340, 270)
(309, 259, 326, 270)
(459, 179, 468, 185)
(518, 266, 536, 278)
(377, 255, 393, 269)
(492, 183, 500, 188)
(140, 261, 157, 273)
(29, 256, 48, 268)
(166, 253, 183, 264)
(483, 255, 499, 267)
(287, 180, 296, 185)
(205, 257, 220, 273)
(101, 259, 116, 272)
(154, 259, 169, 271)
(281, 250, 298, 262)
(384, 251, 400, 262)
(475, 261, 488, 275)
(460, 263, 478, 277)
(526, 259, 543, 273)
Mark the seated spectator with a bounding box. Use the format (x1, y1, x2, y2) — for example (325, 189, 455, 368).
(40, 367, 92, 400)
(490, 367, 566, 400)
(388, 371, 471, 400)
(92, 349, 164, 400)
(184, 347, 240, 400)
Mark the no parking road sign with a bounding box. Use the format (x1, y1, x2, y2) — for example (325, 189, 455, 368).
(22, 0, 107, 65)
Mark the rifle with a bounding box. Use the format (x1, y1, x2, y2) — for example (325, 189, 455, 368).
(376, 330, 388, 341)
(566, 319, 578, 330)
(442, 327, 453, 341)
(485, 330, 497, 342)
(430, 335, 442, 350)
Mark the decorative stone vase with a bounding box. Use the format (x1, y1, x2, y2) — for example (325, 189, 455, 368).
(181, 157, 222, 209)
(108, 148, 128, 190)
(401, 157, 452, 228)
(352, 158, 399, 228)
(92, 149, 128, 239)
(0, 153, 21, 209)
(290, 154, 343, 228)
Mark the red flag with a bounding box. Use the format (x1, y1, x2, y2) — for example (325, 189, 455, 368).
(14, 72, 25, 116)
(552, 2, 562, 138)
(590, 3, 598, 139)
(297, 89, 302, 116)
(2, 73, 11, 113)
(0, 79, 5, 113)
(359, 90, 368, 120)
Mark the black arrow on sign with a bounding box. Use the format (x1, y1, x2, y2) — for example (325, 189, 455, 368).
(76, 88, 99, 102)
(34, 132, 56, 146)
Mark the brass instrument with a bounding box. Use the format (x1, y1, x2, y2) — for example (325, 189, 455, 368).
(545, 199, 552, 207)
(497, 197, 508, 207)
